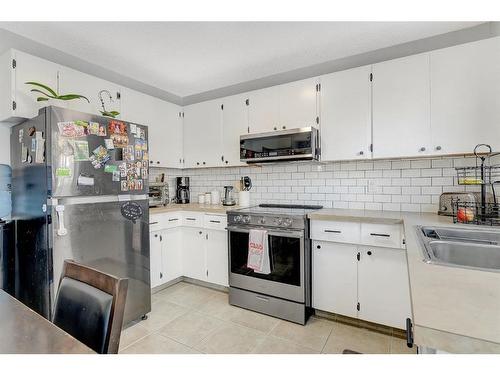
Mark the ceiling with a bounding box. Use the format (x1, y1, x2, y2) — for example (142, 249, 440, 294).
(0, 22, 484, 98)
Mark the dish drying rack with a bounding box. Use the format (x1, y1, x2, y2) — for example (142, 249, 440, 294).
(453, 144, 500, 226)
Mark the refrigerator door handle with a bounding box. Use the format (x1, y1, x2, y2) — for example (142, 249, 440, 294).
(55, 205, 68, 236)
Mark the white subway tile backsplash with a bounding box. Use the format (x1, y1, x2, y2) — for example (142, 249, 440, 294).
(411, 160, 431, 169)
(157, 155, 494, 213)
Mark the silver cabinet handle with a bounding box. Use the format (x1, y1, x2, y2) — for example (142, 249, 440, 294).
(370, 233, 390, 237)
(209, 220, 221, 223)
(186, 218, 196, 221)
(149, 221, 159, 225)
(168, 218, 179, 222)
(325, 229, 341, 233)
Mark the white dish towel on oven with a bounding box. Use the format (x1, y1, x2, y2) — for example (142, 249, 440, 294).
(247, 229, 271, 274)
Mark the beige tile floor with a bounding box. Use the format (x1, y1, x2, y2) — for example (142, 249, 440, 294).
(119, 282, 416, 354)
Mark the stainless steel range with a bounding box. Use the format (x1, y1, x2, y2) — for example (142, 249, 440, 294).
(227, 204, 322, 325)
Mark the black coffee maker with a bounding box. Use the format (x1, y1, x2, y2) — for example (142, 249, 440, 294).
(176, 177, 190, 204)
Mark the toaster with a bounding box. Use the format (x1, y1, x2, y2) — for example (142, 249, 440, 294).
(438, 192, 494, 216)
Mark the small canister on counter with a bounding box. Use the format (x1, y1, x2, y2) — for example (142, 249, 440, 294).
(205, 192, 211, 204)
(198, 194, 205, 204)
(211, 190, 220, 205)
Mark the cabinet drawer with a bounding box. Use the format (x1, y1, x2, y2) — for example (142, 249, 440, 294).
(310, 220, 360, 243)
(182, 211, 204, 227)
(164, 212, 182, 229)
(204, 214, 227, 230)
(360, 223, 404, 249)
(149, 214, 163, 231)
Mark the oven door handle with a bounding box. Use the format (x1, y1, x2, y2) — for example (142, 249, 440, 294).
(227, 226, 304, 239)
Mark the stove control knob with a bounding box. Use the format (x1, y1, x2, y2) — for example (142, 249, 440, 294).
(259, 217, 266, 224)
(233, 215, 242, 223)
(275, 217, 283, 226)
(242, 215, 251, 224)
(283, 218, 293, 227)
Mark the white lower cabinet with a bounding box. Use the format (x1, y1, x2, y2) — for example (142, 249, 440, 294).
(150, 230, 163, 288)
(312, 241, 358, 318)
(150, 212, 228, 289)
(162, 228, 183, 282)
(357, 246, 411, 329)
(182, 227, 207, 280)
(312, 221, 411, 329)
(150, 227, 183, 288)
(205, 229, 229, 286)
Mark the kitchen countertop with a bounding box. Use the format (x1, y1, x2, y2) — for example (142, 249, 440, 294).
(150, 203, 240, 215)
(309, 208, 500, 353)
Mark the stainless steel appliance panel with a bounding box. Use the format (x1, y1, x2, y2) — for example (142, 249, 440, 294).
(240, 127, 319, 163)
(228, 225, 305, 302)
(49, 107, 148, 198)
(51, 197, 150, 323)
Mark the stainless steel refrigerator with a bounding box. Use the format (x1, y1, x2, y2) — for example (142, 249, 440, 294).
(10, 106, 151, 324)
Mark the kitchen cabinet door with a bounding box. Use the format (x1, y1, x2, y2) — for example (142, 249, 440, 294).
(357, 246, 411, 329)
(430, 36, 500, 155)
(312, 241, 358, 318)
(372, 53, 431, 158)
(121, 88, 183, 168)
(162, 227, 183, 283)
(320, 66, 372, 161)
(57, 66, 121, 117)
(182, 227, 207, 281)
(278, 77, 319, 130)
(206, 229, 228, 286)
(149, 99, 183, 168)
(183, 100, 223, 168)
(150, 230, 163, 288)
(222, 94, 248, 166)
(6, 50, 59, 122)
(247, 86, 280, 134)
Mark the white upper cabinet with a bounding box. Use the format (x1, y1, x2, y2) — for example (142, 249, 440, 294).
(372, 53, 431, 159)
(57, 66, 121, 116)
(0, 49, 59, 124)
(320, 66, 372, 161)
(278, 77, 319, 130)
(121, 88, 183, 168)
(430, 36, 500, 155)
(247, 78, 318, 134)
(247, 86, 280, 133)
(221, 94, 248, 166)
(183, 99, 223, 168)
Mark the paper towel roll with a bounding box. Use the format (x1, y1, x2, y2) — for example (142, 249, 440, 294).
(238, 191, 250, 207)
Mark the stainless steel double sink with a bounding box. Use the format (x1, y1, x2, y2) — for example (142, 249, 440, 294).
(416, 225, 500, 272)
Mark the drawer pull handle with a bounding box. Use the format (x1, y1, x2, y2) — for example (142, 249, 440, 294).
(255, 295, 269, 302)
(186, 218, 196, 221)
(168, 218, 179, 222)
(149, 221, 159, 225)
(325, 230, 341, 233)
(370, 233, 390, 237)
(209, 220, 221, 223)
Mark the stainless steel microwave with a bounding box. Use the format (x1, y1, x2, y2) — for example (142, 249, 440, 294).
(240, 127, 320, 163)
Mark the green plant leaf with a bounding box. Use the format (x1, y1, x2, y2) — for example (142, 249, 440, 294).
(30, 88, 56, 98)
(57, 94, 90, 103)
(36, 97, 49, 101)
(25, 81, 58, 97)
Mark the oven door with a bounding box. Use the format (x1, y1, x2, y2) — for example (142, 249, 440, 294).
(228, 225, 305, 303)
